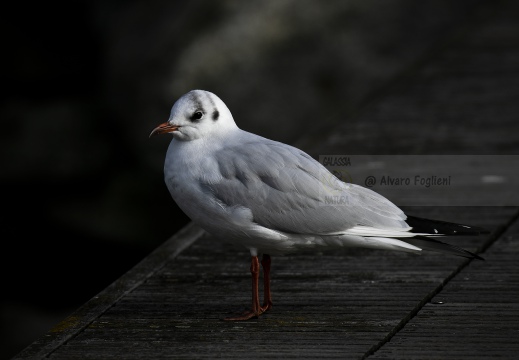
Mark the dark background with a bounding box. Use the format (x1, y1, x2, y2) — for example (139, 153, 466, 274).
(0, 1, 498, 358)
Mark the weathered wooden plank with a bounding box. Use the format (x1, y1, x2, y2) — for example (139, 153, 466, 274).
(370, 216, 519, 359)
(32, 207, 515, 359)
(13, 207, 516, 360)
(14, 223, 205, 360)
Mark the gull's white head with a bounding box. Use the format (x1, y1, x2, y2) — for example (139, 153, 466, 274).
(150, 90, 237, 141)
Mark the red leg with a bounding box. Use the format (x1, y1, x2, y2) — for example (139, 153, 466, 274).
(261, 254, 273, 312)
(224, 256, 263, 321)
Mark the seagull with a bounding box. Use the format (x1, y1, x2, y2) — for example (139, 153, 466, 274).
(150, 89, 488, 321)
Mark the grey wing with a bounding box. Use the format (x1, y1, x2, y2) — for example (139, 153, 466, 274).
(204, 138, 408, 235)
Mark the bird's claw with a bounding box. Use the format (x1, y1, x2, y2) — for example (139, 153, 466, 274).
(261, 301, 273, 312)
(223, 311, 260, 321)
(223, 302, 272, 321)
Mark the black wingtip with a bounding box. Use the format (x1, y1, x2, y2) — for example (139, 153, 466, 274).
(404, 235, 485, 260)
(406, 215, 490, 236)
(473, 253, 485, 261)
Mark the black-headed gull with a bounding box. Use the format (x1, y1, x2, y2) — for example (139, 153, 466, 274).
(150, 90, 488, 320)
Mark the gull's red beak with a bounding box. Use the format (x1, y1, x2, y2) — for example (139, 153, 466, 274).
(149, 122, 180, 138)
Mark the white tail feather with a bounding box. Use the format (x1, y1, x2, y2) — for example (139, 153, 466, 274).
(337, 234, 422, 253)
(343, 225, 443, 238)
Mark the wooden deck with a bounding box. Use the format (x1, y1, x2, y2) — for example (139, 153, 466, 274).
(14, 1, 519, 359)
(14, 208, 519, 359)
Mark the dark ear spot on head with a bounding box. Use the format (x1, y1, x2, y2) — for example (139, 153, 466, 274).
(212, 110, 219, 121)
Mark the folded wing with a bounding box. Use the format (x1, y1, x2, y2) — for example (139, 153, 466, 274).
(203, 137, 409, 235)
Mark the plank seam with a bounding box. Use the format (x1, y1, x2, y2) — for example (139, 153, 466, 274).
(45, 223, 204, 358)
(362, 207, 519, 360)
(14, 222, 204, 360)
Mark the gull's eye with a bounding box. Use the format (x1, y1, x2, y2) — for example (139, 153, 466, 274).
(190, 111, 204, 121)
